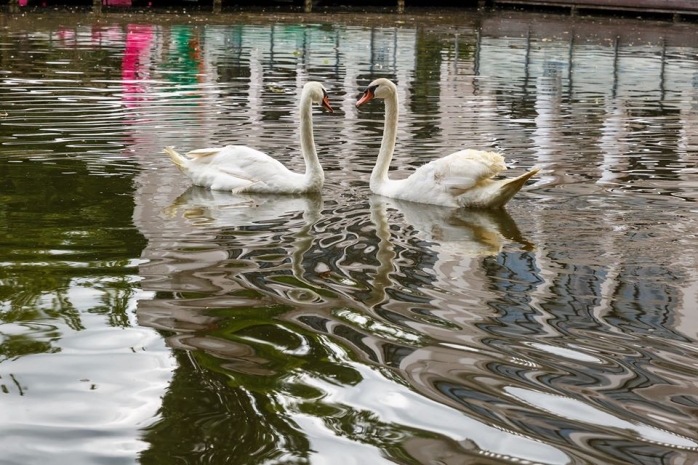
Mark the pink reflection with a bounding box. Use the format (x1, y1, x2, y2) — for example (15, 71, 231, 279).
(121, 24, 155, 152)
(122, 24, 154, 106)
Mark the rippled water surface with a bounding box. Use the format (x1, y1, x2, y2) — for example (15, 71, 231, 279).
(1, 9, 698, 465)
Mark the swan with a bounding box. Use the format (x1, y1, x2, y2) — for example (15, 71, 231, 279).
(164, 81, 333, 194)
(356, 78, 540, 209)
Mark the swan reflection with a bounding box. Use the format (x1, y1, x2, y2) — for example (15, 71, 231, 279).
(135, 188, 563, 463)
(137, 188, 326, 352)
(367, 195, 533, 310)
(165, 186, 323, 229)
(356, 194, 538, 365)
(371, 195, 532, 255)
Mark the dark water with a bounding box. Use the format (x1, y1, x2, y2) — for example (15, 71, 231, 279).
(1, 10, 698, 465)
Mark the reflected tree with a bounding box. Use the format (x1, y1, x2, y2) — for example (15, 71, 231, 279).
(0, 157, 146, 356)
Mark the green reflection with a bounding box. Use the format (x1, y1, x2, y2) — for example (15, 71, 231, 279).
(0, 157, 146, 356)
(0, 334, 60, 361)
(163, 26, 203, 90)
(140, 349, 313, 465)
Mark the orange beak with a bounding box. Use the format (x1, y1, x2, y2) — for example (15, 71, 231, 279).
(321, 94, 334, 113)
(356, 87, 375, 107)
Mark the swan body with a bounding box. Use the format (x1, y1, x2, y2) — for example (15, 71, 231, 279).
(164, 81, 333, 194)
(356, 78, 539, 209)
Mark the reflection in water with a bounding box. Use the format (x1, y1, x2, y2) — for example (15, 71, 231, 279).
(367, 195, 533, 311)
(2, 11, 698, 465)
(373, 195, 532, 254)
(507, 386, 698, 450)
(0, 147, 174, 463)
(122, 24, 154, 107)
(158, 186, 324, 301)
(135, 182, 568, 464)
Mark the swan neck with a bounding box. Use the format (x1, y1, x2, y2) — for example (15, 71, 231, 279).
(371, 93, 398, 189)
(299, 90, 322, 184)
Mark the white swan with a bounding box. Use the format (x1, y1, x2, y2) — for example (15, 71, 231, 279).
(164, 81, 333, 194)
(356, 78, 540, 209)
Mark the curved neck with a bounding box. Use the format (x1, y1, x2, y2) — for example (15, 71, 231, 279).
(370, 91, 398, 189)
(299, 90, 322, 183)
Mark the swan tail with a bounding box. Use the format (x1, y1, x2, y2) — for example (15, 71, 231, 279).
(490, 167, 541, 208)
(462, 168, 540, 208)
(163, 146, 189, 172)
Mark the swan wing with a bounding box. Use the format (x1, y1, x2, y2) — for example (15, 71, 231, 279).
(433, 150, 537, 208)
(186, 147, 227, 159)
(183, 145, 297, 192)
(421, 149, 507, 194)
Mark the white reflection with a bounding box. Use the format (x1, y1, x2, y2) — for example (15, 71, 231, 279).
(507, 386, 698, 450)
(292, 414, 396, 465)
(597, 100, 630, 186)
(373, 195, 529, 255)
(135, 185, 325, 330)
(531, 61, 567, 187)
(368, 195, 531, 308)
(0, 289, 174, 464)
(528, 342, 602, 363)
(164, 187, 323, 279)
(298, 362, 571, 464)
(165, 186, 323, 229)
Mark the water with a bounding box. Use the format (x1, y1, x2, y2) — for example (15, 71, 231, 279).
(1, 9, 698, 465)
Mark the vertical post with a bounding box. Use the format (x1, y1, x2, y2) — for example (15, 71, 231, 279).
(567, 34, 574, 100)
(213, 0, 222, 13)
(659, 37, 666, 101)
(9, 0, 20, 14)
(93, 0, 102, 14)
(304, 0, 312, 13)
(397, 0, 404, 14)
(611, 36, 619, 100)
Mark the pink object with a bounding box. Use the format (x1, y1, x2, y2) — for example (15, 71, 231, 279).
(103, 0, 132, 6)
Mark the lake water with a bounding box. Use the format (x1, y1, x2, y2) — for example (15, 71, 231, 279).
(1, 8, 698, 465)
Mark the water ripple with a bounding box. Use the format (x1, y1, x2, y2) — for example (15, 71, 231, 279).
(3, 12, 698, 465)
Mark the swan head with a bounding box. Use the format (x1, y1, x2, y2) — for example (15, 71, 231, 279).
(356, 78, 397, 107)
(304, 81, 334, 113)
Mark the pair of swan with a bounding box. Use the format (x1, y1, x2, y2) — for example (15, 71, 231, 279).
(164, 79, 540, 209)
